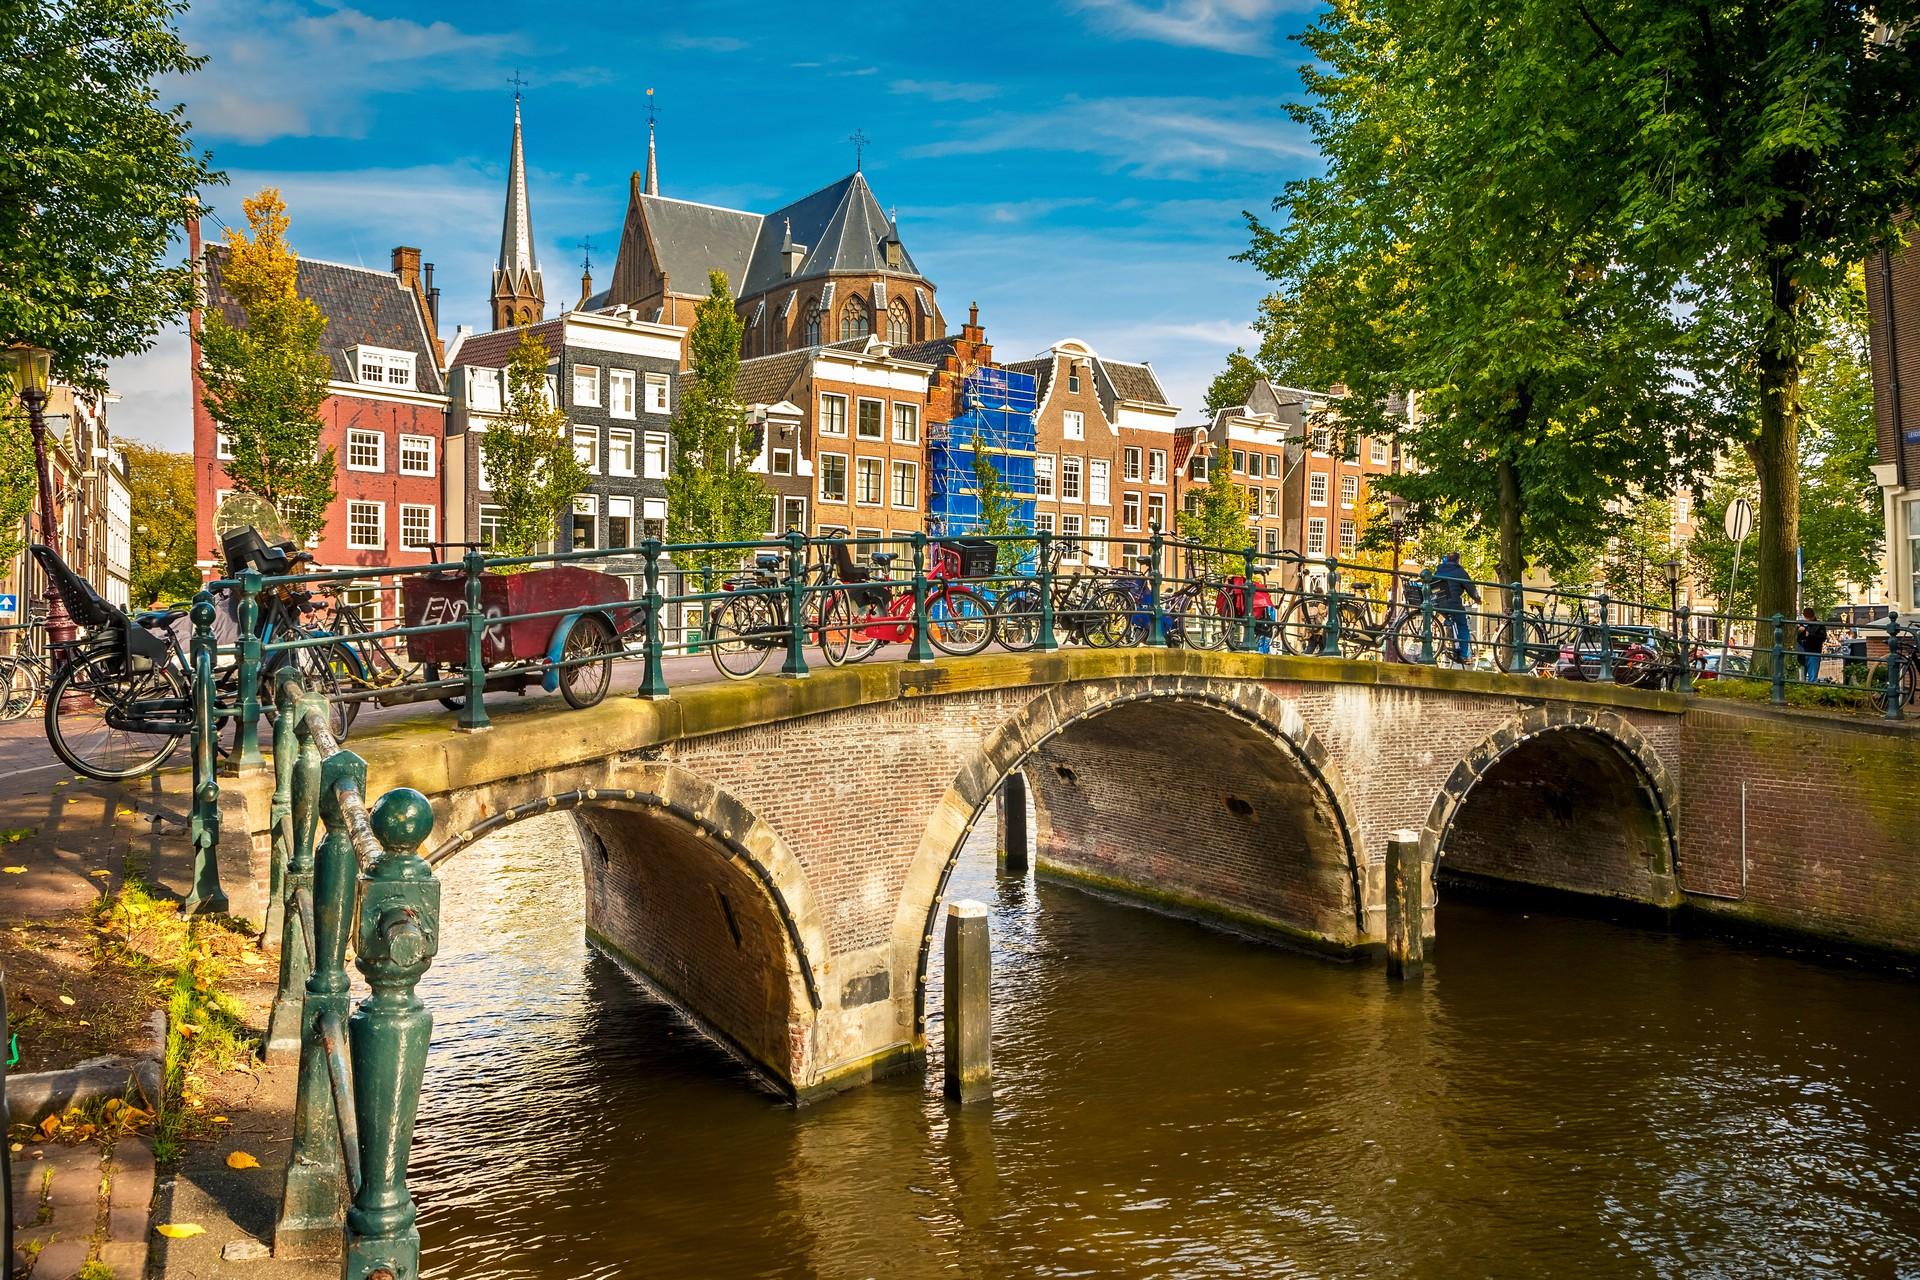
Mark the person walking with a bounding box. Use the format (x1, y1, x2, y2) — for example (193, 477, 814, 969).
(1430, 552, 1480, 665)
(1795, 607, 1828, 684)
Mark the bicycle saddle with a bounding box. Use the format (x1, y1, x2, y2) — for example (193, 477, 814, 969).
(136, 608, 188, 628)
(871, 552, 900, 567)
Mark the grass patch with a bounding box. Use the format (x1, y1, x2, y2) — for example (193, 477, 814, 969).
(1695, 675, 1877, 711)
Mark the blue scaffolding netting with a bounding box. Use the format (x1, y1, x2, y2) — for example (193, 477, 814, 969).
(928, 366, 1038, 535)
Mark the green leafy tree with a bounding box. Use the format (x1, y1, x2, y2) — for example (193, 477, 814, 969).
(1175, 448, 1251, 574)
(0, 398, 39, 566)
(1243, 0, 1713, 596)
(481, 331, 588, 562)
(1202, 349, 1263, 416)
(1688, 275, 1884, 615)
(1599, 494, 1678, 620)
(968, 446, 1033, 568)
(0, 0, 219, 386)
(123, 442, 199, 605)
(1594, 0, 1920, 630)
(666, 270, 772, 573)
(197, 190, 335, 542)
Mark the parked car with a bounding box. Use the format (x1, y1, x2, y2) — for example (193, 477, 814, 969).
(1693, 651, 1751, 682)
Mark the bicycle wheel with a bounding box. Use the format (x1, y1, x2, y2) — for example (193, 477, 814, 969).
(995, 586, 1042, 652)
(814, 590, 854, 667)
(1334, 600, 1377, 659)
(1179, 591, 1228, 650)
(45, 649, 188, 780)
(709, 595, 776, 680)
(1489, 617, 1542, 674)
(1387, 612, 1440, 665)
(423, 661, 466, 711)
(1278, 596, 1327, 655)
(928, 585, 995, 657)
(1869, 654, 1919, 714)
(1084, 587, 1139, 648)
(0, 656, 39, 721)
(558, 613, 616, 708)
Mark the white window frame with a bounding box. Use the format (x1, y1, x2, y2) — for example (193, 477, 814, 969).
(607, 427, 636, 478)
(1369, 438, 1388, 465)
(642, 432, 669, 479)
(1190, 452, 1209, 483)
(1063, 410, 1085, 441)
(891, 459, 918, 510)
(1309, 473, 1329, 506)
(1307, 517, 1327, 557)
(1147, 494, 1166, 533)
(355, 345, 415, 389)
(571, 493, 598, 550)
(215, 431, 235, 460)
(856, 398, 885, 441)
(609, 369, 637, 419)
(1340, 517, 1358, 552)
(477, 503, 505, 549)
(400, 503, 434, 549)
(1122, 492, 1141, 532)
(606, 496, 634, 548)
(468, 366, 502, 411)
(893, 403, 918, 444)
(1262, 487, 1278, 518)
(819, 394, 848, 437)
(573, 364, 601, 406)
(1087, 516, 1109, 567)
(1266, 453, 1282, 479)
(1034, 511, 1055, 536)
(818, 451, 849, 503)
(1340, 474, 1359, 507)
(398, 434, 434, 477)
(1061, 455, 1084, 503)
(644, 373, 671, 415)
(1060, 513, 1083, 561)
(771, 448, 794, 476)
(346, 429, 384, 473)
(1149, 450, 1167, 484)
(347, 500, 384, 550)
(780, 496, 808, 534)
(1123, 447, 1141, 482)
(1035, 453, 1055, 499)
(854, 456, 883, 507)
(573, 424, 599, 473)
(1311, 426, 1331, 454)
(1089, 458, 1110, 506)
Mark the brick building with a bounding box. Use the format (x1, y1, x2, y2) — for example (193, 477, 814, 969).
(597, 158, 943, 361)
(1004, 340, 1181, 568)
(190, 226, 449, 579)
(1866, 231, 1920, 615)
(443, 309, 685, 581)
(727, 337, 935, 542)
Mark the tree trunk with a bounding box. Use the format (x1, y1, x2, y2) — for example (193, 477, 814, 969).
(1750, 259, 1802, 669)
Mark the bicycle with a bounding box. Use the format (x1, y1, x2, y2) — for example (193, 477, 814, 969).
(1278, 580, 1380, 659)
(1870, 629, 1919, 715)
(995, 541, 1135, 651)
(706, 547, 854, 680)
(828, 539, 996, 663)
(0, 618, 51, 721)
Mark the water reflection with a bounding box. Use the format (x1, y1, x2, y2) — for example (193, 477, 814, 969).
(410, 812, 1920, 1278)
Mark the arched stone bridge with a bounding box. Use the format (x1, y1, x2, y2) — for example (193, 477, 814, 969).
(226, 649, 1920, 1102)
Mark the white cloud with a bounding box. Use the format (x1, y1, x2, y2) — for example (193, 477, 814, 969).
(907, 96, 1314, 181)
(669, 35, 748, 53)
(105, 328, 194, 452)
(889, 79, 1000, 103)
(172, 1, 597, 144)
(1075, 0, 1306, 55)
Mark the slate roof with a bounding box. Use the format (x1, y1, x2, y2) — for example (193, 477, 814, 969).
(201, 246, 445, 395)
(733, 348, 811, 406)
(444, 318, 566, 370)
(1002, 358, 1052, 403)
(891, 336, 957, 367)
(1104, 360, 1170, 406)
(640, 171, 926, 300)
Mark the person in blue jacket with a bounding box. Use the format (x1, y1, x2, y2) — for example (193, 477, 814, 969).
(1430, 552, 1481, 664)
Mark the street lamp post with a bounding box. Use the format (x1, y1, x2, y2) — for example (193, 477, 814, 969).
(1663, 556, 1682, 640)
(3, 344, 77, 662)
(1385, 493, 1409, 661)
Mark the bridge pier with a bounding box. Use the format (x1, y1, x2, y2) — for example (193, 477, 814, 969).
(996, 772, 1028, 877)
(944, 901, 991, 1103)
(1385, 831, 1425, 981)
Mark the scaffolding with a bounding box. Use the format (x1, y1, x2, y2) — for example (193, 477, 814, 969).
(928, 366, 1037, 535)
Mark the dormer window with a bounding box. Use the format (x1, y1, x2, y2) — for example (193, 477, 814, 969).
(1068, 366, 1081, 393)
(354, 345, 416, 389)
(469, 367, 502, 411)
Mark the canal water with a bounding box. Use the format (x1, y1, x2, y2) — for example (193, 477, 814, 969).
(411, 813, 1920, 1278)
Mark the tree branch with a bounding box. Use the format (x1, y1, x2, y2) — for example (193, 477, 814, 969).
(1577, 1, 1623, 58)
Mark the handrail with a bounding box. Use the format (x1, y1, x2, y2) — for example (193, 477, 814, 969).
(266, 669, 439, 1278)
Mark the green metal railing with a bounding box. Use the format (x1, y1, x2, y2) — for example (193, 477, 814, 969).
(264, 669, 440, 1278)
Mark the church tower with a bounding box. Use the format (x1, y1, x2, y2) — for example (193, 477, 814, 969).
(490, 95, 544, 330)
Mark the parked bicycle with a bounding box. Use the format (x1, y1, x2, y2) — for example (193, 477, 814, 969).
(706, 545, 850, 680)
(827, 537, 996, 663)
(0, 616, 51, 721)
(995, 540, 1134, 650)
(1870, 627, 1918, 715)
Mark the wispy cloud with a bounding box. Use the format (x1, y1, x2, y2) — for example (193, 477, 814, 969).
(173, 1, 599, 144)
(890, 78, 1000, 103)
(1075, 0, 1306, 55)
(907, 95, 1312, 181)
(668, 34, 747, 53)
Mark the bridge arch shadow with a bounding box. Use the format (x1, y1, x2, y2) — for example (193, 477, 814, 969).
(1423, 709, 1680, 907)
(426, 762, 833, 1100)
(891, 677, 1367, 1040)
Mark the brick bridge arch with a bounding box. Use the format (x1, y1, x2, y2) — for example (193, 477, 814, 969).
(891, 676, 1368, 1035)
(1421, 706, 1681, 906)
(424, 760, 835, 1096)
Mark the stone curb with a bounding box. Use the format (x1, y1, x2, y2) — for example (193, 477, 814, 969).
(3, 1010, 166, 1127)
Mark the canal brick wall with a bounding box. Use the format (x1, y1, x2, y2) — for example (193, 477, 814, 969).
(1675, 705, 1920, 956)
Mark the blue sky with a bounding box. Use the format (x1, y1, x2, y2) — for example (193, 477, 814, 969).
(108, 0, 1327, 448)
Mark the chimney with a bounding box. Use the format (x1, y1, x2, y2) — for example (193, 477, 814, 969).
(580, 266, 594, 307)
(391, 245, 422, 290)
(968, 301, 979, 329)
(392, 245, 444, 366)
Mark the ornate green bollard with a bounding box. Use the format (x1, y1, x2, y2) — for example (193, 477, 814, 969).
(267, 698, 325, 1059)
(780, 529, 810, 678)
(275, 740, 365, 1258)
(185, 592, 228, 916)
(1145, 523, 1166, 647)
(1320, 558, 1343, 658)
(1418, 570, 1436, 665)
(1673, 606, 1694, 694)
(908, 532, 934, 664)
(1769, 613, 1788, 705)
(234, 570, 267, 772)
(265, 669, 305, 945)
(344, 788, 439, 1280)
(1240, 546, 1258, 652)
(1596, 592, 1614, 682)
(637, 538, 668, 700)
(1035, 528, 1057, 653)
(1881, 614, 1905, 721)
(457, 548, 490, 732)
(1507, 582, 1528, 675)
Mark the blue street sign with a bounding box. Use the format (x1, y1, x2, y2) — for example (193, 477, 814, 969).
(0, 595, 19, 618)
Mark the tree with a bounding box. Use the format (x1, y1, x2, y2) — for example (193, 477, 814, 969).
(1175, 450, 1251, 574)
(1599, 494, 1677, 621)
(1688, 273, 1884, 615)
(1203, 349, 1263, 416)
(0, 400, 40, 566)
(481, 331, 588, 561)
(197, 190, 335, 543)
(0, 0, 219, 386)
(1242, 0, 1713, 594)
(122, 442, 198, 605)
(666, 271, 772, 573)
(968, 446, 1033, 568)
(1596, 0, 1920, 629)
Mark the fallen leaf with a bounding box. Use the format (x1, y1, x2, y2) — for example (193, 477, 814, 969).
(58, 995, 74, 1006)
(2, 866, 22, 874)
(225, 1151, 260, 1170)
(37, 1115, 59, 1139)
(239, 952, 266, 967)
(89, 869, 112, 879)
(211, 1115, 229, 1124)
(116, 808, 134, 816)
(177, 1023, 199, 1039)
(156, 1223, 206, 1239)
(1, 828, 29, 843)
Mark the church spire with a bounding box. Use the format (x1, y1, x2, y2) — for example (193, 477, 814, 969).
(491, 91, 545, 330)
(644, 88, 659, 196)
